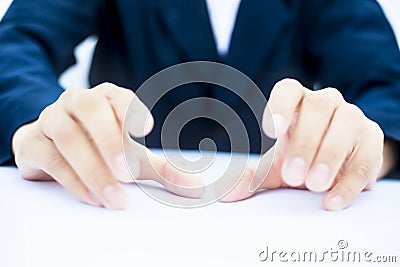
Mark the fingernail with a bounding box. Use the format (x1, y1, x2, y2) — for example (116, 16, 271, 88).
(144, 114, 154, 134)
(88, 191, 102, 206)
(329, 194, 344, 211)
(129, 113, 154, 137)
(103, 186, 127, 210)
(114, 154, 133, 183)
(272, 114, 288, 137)
(306, 164, 331, 192)
(282, 157, 307, 186)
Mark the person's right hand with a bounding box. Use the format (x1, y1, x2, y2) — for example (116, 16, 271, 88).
(12, 83, 203, 210)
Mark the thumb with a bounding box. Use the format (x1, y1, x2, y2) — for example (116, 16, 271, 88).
(124, 136, 205, 199)
(220, 147, 277, 202)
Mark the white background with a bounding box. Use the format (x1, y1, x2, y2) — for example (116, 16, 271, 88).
(0, 0, 399, 90)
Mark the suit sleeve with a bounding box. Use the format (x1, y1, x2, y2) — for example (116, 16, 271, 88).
(0, 0, 102, 164)
(301, 0, 400, 174)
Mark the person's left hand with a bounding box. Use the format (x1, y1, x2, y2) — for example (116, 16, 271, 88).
(222, 79, 385, 211)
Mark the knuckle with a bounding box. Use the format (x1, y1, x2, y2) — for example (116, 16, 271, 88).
(37, 105, 59, 134)
(38, 105, 54, 123)
(321, 87, 343, 103)
(322, 86, 341, 96)
(368, 121, 384, 140)
(276, 78, 303, 88)
(60, 88, 79, 102)
(30, 125, 44, 144)
(291, 137, 316, 153)
(51, 121, 77, 143)
(353, 162, 371, 187)
(93, 82, 117, 92)
(99, 82, 114, 88)
(318, 149, 343, 164)
(304, 91, 335, 109)
(14, 125, 41, 162)
(272, 78, 304, 95)
(74, 91, 94, 110)
(45, 152, 66, 172)
(93, 82, 115, 90)
(347, 104, 365, 118)
(71, 91, 104, 112)
(336, 104, 364, 124)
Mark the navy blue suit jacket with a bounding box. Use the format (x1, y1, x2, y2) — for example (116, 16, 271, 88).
(1, 0, 400, 166)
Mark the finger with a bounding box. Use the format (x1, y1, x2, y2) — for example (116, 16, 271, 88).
(282, 88, 343, 187)
(219, 168, 256, 202)
(220, 147, 282, 202)
(13, 123, 54, 181)
(27, 125, 102, 206)
(263, 79, 305, 138)
(304, 104, 360, 192)
(95, 83, 154, 137)
(249, 147, 276, 193)
(62, 87, 131, 183)
(323, 123, 383, 211)
(124, 135, 205, 198)
(39, 106, 127, 210)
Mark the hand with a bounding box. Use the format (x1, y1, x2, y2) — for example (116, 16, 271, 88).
(12, 83, 203, 210)
(223, 79, 386, 211)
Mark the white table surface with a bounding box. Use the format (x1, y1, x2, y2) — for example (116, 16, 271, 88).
(1, 151, 399, 267)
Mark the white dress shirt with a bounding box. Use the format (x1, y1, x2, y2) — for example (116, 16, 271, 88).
(205, 0, 242, 56)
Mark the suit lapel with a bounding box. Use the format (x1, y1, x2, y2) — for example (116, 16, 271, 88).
(224, 0, 290, 78)
(157, 0, 218, 61)
(157, 0, 290, 78)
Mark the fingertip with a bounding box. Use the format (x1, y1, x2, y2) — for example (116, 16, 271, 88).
(263, 113, 288, 139)
(162, 164, 205, 199)
(265, 78, 305, 138)
(127, 110, 154, 138)
(275, 78, 304, 88)
(305, 164, 331, 193)
(86, 191, 103, 207)
(220, 169, 255, 202)
(123, 92, 154, 138)
(323, 193, 345, 211)
(102, 185, 128, 210)
(143, 112, 155, 135)
(114, 154, 137, 183)
(281, 157, 307, 187)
